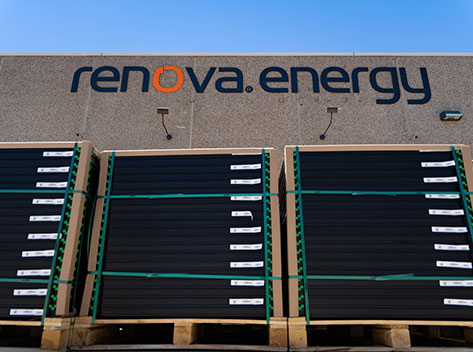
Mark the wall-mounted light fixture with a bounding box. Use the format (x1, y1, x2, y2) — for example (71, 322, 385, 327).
(320, 106, 339, 140)
(157, 107, 172, 140)
(440, 110, 463, 121)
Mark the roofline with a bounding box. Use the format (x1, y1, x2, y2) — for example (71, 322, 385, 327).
(1, 52, 473, 57)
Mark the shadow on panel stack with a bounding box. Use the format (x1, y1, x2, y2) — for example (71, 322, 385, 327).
(77, 148, 286, 350)
(282, 144, 473, 349)
(0, 141, 99, 350)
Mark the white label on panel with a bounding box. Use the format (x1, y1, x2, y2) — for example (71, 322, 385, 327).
(423, 177, 458, 183)
(421, 160, 455, 167)
(232, 153, 261, 156)
(440, 280, 473, 287)
(230, 179, 261, 185)
(43, 151, 73, 157)
(420, 150, 448, 153)
(27, 233, 58, 240)
(230, 244, 263, 251)
(13, 289, 47, 296)
(229, 298, 264, 305)
(436, 261, 472, 269)
(425, 194, 460, 199)
(434, 244, 470, 251)
(231, 280, 265, 287)
(432, 226, 468, 233)
(29, 215, 61, 222)
(36, 182, 67, 188)
(10, 309, 43, 316)
(37, 167, 70, 173)
(17, 269, 50, 276)
(231, 196, 262, 201)
(32, 199, 64, 205)
(230, 261, 264, 268)
(230, 164, 261, 170)
(429, 209, 464, 216)
(22, 250, 54, 258)
(230, 226, 261, 234)
(444, 298, 473, 307)
(232, 211, 253, 219)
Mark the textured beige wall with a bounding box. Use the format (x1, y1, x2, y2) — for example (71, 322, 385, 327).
(0, 54, 471, 155)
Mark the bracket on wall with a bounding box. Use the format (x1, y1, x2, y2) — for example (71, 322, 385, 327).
(158, 107, 172, 140)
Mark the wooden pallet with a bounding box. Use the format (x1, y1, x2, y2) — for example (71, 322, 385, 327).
(0, 318, 75, 350)
(288, 317, 473, 349)
(69, 317, 288, 351)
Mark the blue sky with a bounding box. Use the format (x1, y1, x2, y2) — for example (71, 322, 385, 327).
(0, 0, 472, 52)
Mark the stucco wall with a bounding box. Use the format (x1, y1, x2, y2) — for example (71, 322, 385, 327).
(0, 54, 471, 155)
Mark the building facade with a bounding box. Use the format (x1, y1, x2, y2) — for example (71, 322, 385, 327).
(0, 53, 471, 154)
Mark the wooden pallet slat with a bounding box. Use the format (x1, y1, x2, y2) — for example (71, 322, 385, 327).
(371, 324, 411, 349)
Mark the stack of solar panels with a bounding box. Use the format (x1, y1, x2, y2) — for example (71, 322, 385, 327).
(81, 148, 283, 321)
(283, 145, 473, 321)
(0, 142, 99, 320)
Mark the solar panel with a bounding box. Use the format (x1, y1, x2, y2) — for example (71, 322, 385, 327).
(282, 144, 473, 321)
(0, 142, 99, 320)
(80, 148, 283, 321)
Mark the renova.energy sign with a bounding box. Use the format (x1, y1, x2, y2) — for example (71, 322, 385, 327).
(71, 65, 431, 105)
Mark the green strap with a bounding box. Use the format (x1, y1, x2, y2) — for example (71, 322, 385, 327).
(89, 271, 281, 280)
(262, 149, 270, 324)
(92, 152, 115, 323)
(42, 142, 78, 324)
(97, 192, 278, 199)
(290, 274, 473, 281)
(295, 146, 310, 324)
(287, 190, 469, 196)
(450, 145, 473, 244)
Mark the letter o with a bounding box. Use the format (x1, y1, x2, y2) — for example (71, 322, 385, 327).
(153, 66, 184, 93)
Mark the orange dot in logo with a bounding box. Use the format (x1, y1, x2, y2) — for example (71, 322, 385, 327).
(152, 65, 184, 93)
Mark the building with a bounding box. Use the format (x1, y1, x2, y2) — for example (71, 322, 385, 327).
(0, 53, 471, 153)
